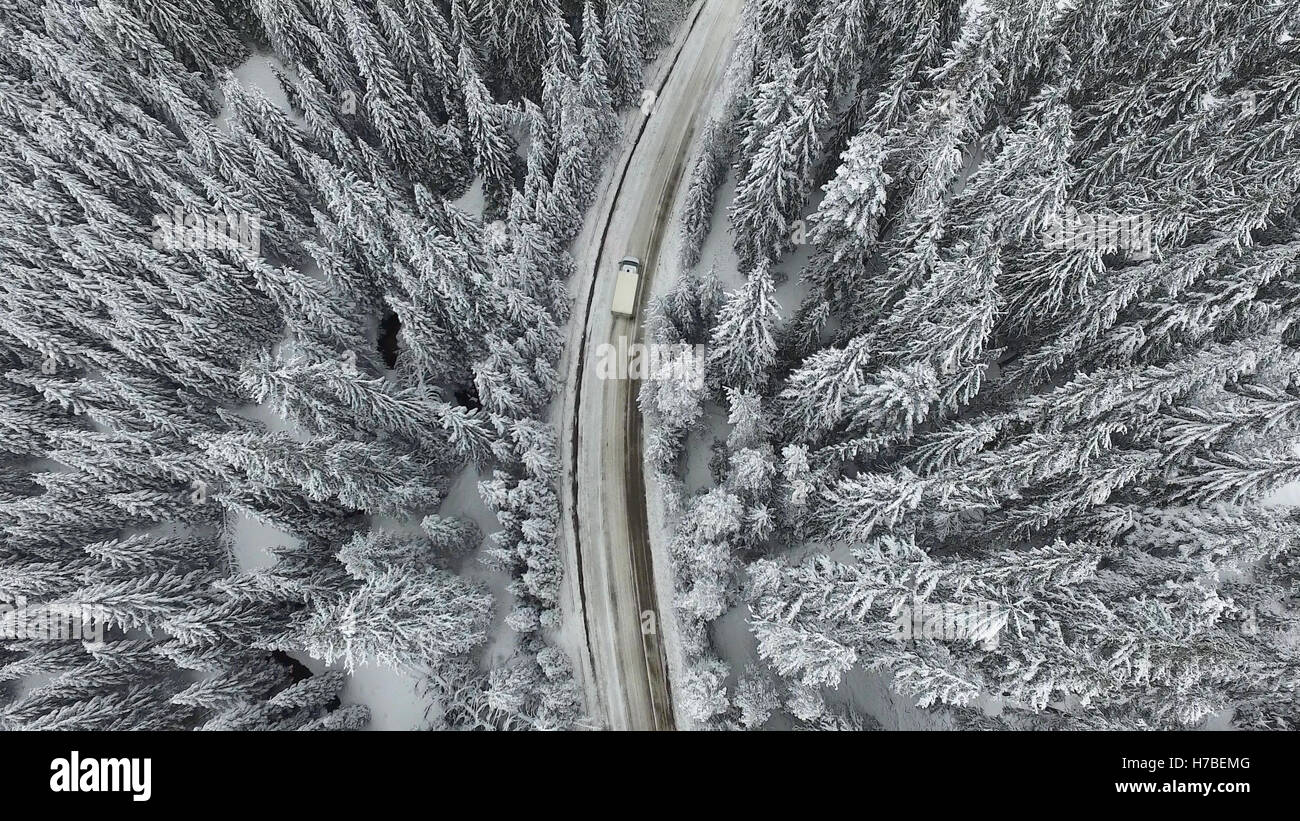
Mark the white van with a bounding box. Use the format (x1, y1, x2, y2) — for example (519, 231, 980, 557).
(612, 256, 641, 318)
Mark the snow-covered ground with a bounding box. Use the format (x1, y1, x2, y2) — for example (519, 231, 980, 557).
(1265, 480, 1300, 506)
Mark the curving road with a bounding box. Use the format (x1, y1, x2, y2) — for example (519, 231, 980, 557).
(560, 0, 743, 730)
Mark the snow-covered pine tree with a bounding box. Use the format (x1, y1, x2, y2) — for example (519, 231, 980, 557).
(708, 259, 782, 394)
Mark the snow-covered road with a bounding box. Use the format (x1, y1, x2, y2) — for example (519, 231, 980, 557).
(555, 0, 743, 730)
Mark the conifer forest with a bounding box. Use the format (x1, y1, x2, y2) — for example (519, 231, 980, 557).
(3, 0, 1300, 736)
